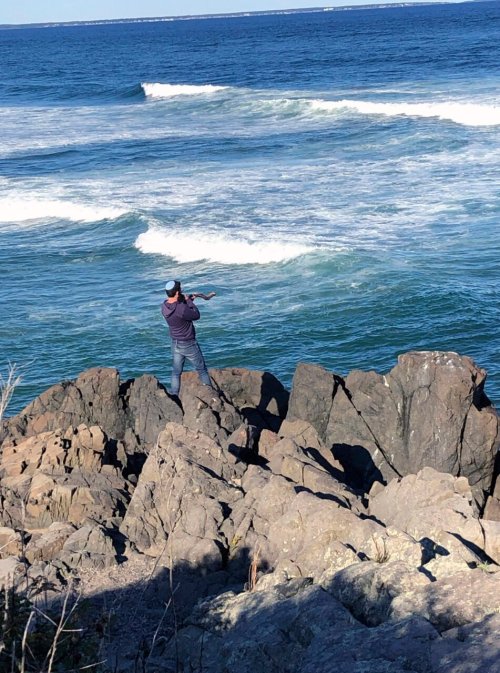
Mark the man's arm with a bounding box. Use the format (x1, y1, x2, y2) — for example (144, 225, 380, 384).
(178, 298, 200, 321)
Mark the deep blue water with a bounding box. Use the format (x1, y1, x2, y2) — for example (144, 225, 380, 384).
(1, 1, 499, 412)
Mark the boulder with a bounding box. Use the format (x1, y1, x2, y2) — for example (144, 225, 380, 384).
(120, 422, 243, 565)
(179, 377, 246, 444)
(479, 519, 500, 565)
(208, 368, 289, 431)
(24, 522, 77, 564)
(369, 468, 483, 548)
(0, 527, 23, 559)
(0, 557, 27, 588)
(389, 569, 500, 632)
(430, 613, 500, 673)
(327, 560, 431, 626)
(157, 583, 442, 673)
(483, 464, 500, 521)
(59, 524, 119, 569)
(124, 373, 182, 445)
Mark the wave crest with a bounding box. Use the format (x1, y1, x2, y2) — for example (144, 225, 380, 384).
(309, 99, 500, 127)
(141, 82, 228, 98)
(0, 198, 127, 223)
(134, 228, 313, 265)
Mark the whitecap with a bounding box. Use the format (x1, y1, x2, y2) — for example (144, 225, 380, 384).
(0, 197, 127, 224)
(134, 228, 313, 265)
(141, 82, 228, 98)
(308, 99, 500, 127)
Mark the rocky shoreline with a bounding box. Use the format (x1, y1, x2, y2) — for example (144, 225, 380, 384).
(1, 351, 499, 672)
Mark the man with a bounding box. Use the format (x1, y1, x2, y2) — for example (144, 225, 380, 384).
(161, 279, 212, 396)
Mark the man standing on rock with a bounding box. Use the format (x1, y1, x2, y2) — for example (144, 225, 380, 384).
(161, 280, 213, 397)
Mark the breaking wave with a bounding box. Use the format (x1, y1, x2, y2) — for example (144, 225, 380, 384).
(141, 82, 229, 98)
(308, 99, 500, 127)
(134, 228, 313, 265)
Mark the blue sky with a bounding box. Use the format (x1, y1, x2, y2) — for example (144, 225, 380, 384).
(1, 1, 441, 24)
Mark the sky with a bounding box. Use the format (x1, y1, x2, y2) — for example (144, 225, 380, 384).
(0, 0, 446, 25)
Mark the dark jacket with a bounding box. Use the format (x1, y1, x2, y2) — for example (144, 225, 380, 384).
(161, 297, 200, 341)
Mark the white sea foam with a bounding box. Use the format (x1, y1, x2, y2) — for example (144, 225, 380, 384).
(0, 197, 127, 223)
(142, 82, 228, 98)
(308, 99, 500, 127)
(134, 228, 313, 265)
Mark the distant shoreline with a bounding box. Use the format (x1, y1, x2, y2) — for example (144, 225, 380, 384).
(0, 1, 486, 31)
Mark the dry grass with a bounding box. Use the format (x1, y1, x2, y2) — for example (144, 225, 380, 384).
(247, 545, 261, 592)
(0, 362, 23, 426)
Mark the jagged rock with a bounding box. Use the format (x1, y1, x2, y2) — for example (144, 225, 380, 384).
(1, 359, 498, 673)
(422, 531, 487, 580)
(277, 418, 345, 478)
(287, 352, 499, 505)
(120, 422, 243, 564)
(484, 495, 500, 521)
(327, 560, 431, 626)
(225, 466, 299, 577)
(267, 490, 376, 576)
(1, 469, 131, 530)
(483, 468, 500, 521)
(209, 367, 289, 431)
(258, 428, 280, 460)
(389, 569, 500, 631)
(0, 557, 27, 588)
(24, 522, 77, 564)
(480, 520, 500, 565)
(0, 422, 133, 531)
(59, 524, 118, 569)
(266, 437, 348, 499)
(0, 425, 124, 480)
(304, 615, 439, 673)
(287, 363, 337, 439)
(162, 585, 361, 673)
(0, 367, 182, 454)
(179, 377, 246, 444)
(225, 423, 260, 465)
(124, 373, 182, 445)
(159, 584, 442, 673)
(0, 527, 23, 559)
(430, 613, 500, 673)
(2, 368, 127, 443)
(369, 468, 485, 555)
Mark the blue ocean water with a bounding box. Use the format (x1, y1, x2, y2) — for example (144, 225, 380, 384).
(0, 1, 499, 412)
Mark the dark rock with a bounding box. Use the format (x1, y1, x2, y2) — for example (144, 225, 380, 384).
(1, 367, 182, 455)
(124, 373, 182, 445)
(287, 363, 336, 438)
(430, 613, 500, 673)
(209, 367, 289, 431)
(287, 352, 499, 505)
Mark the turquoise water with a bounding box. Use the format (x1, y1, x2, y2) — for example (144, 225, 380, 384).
(1, 2, 499, 411)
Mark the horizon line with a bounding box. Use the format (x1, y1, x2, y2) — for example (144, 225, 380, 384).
(0, 1, 474, 30)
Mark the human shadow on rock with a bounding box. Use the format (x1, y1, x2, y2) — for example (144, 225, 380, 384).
(332, 442, 386, 492)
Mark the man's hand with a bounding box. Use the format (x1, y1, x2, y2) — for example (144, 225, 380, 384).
(191, 292, 216, 300)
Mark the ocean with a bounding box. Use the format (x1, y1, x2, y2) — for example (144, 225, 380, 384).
(1, 1, 499, 413)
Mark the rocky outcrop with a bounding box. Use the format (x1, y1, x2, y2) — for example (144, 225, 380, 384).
(0, 367, 182, 455)
(287, 351, 499, 506)
(0, 354, 498, 673)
